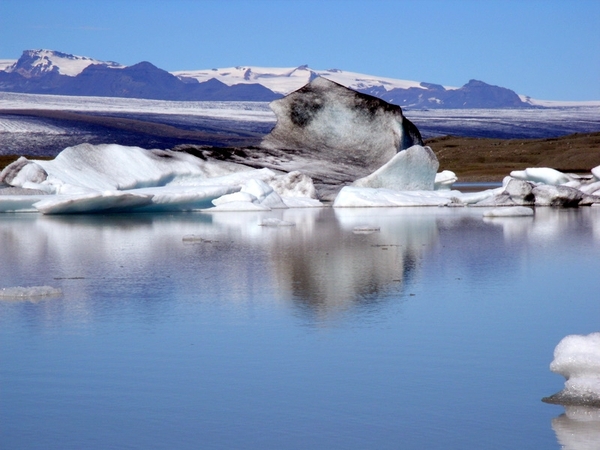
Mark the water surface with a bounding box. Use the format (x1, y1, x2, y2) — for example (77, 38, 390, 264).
(1, 207, 599, 449)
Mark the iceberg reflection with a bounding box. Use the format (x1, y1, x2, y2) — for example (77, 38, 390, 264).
(0, 208, 443, 320)
(552, 406, 600, 450)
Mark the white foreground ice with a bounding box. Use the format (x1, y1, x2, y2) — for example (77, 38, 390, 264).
(544, 332, 600, 407)
(2, 140, 600, 213)
(0, 143, 323, 214)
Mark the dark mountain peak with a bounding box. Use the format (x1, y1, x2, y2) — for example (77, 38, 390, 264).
(127, 61, 160, 71)
(201, 77, 229, 87)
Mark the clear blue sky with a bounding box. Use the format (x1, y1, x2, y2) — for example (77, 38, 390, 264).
(0, 0, 598, 101)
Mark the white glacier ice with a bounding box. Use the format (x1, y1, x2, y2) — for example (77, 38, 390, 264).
(510, 167, 572, 185)
(0, 143, 323, 214)
(333, 186, 461, 207)
(544, 332, 600, 407)
(352, 145, 439, 191)
(434, 170, 458, 190)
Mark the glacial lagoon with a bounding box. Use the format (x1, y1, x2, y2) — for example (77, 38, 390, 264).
(1, 206, 600, 449)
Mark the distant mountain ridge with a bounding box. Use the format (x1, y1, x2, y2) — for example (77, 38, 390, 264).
(0, 50, 281, 102)
(0, 49, 533, 108)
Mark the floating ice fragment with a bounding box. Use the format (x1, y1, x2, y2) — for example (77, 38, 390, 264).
(434, 170, 458, 190)
(543, 332, 600, 407)
(483, 207, 534, 217)
(0, 285, 62, 300)
(510, 167, 571, 185)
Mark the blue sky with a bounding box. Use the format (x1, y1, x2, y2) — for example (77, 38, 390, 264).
(0, 0, 598, 101)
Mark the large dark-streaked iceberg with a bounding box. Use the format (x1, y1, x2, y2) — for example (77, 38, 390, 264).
(259, 77, 424, 199)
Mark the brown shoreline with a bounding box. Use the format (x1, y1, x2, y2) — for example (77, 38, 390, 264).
(2, 131, 600, 182)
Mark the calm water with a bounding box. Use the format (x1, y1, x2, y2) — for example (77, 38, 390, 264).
(1, 207, 599, 449)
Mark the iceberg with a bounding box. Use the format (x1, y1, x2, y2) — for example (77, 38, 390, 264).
(0, 143, 323, 214)
(2, 78, 600, 212)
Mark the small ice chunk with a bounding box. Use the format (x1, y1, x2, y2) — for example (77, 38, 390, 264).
(543, 332, 600, 407)
(483, 207, 534, 217)
(510, 167, 571, 185)
(434, 170, 458, 190)
(270, 171, 318, 199)
(0, 285, 62, 300)
(259, 218, 295, 227)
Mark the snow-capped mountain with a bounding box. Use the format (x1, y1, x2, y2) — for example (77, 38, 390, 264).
(2, 49, 122, 78)
(174, 65, 428, 96)
(0, 50, 280, 101)
(0, 49, 532, 108)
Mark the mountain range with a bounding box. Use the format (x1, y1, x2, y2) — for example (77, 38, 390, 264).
(0, 49, 534, 108)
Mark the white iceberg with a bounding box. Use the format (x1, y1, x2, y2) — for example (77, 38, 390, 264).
(0, 143, 322, 214)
